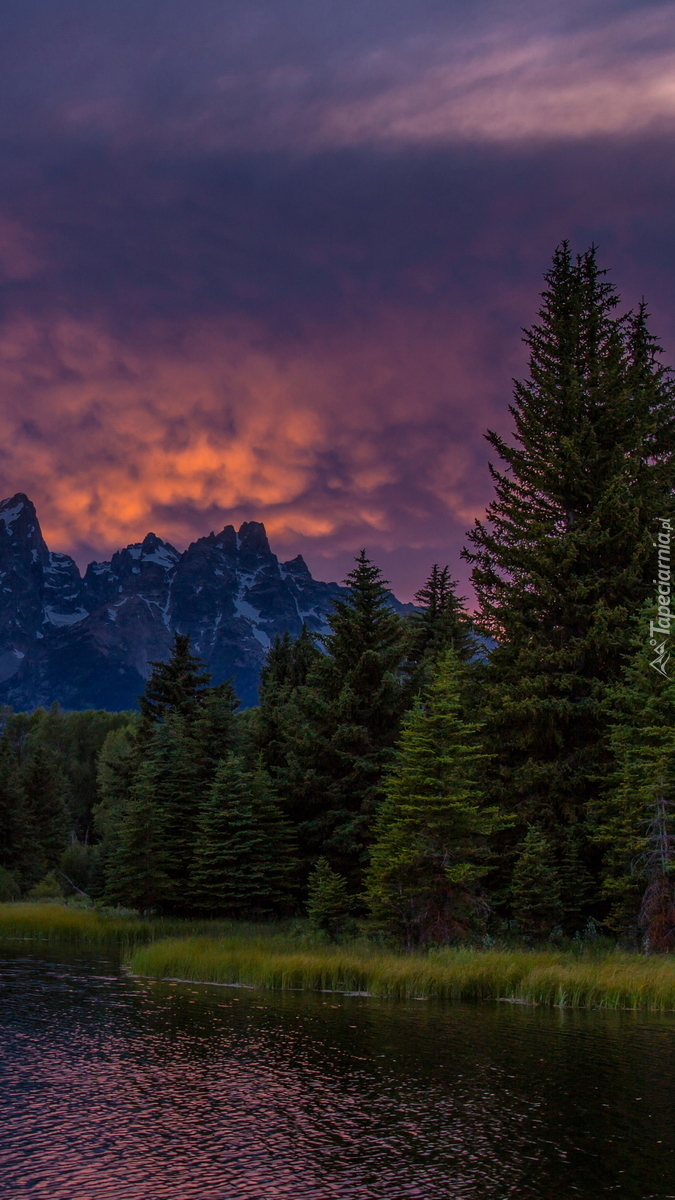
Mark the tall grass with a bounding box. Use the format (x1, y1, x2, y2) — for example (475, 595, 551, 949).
(129, 937, 675, 1010)
(0, 902, 275, 946)
(7, 903, 675, 1010)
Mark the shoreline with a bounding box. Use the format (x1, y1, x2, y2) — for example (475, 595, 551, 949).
(4, 902, 675, 1011)
(128, 936, 675, 1011)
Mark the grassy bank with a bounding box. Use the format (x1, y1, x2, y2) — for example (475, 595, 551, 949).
(0, 902, 272, 946)
(7, 904, 675, 1010)
(129, 937, 675, 1010)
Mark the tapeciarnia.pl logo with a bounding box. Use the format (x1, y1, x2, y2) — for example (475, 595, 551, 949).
(649, 518, 672, 678)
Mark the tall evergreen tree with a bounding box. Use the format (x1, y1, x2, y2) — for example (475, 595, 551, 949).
(463, 245, 675, 903)
(365, 651, 503, 945)
(95, 726, 138, 845)
(269, 552, 410, 885)
(510, 827, 563, 939)
(306, 858, 354, 940)
(103, 640, 239, 912)
(191, 679, 239, 791)
(20, 745, 70, 872)
(102, 713, 200, 910)
(249, 626, 321, 780)
(407, 564, 474, 673)
(138, 633, 213, 736)
(0, 731, 42, 889)
(0, 732, 23, 873)
(591, 621, 675, 941)
(189, 755, 296, 916)
(104, 757, 175, 913)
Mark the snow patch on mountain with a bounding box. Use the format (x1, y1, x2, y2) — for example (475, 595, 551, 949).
(44, 606, 88, 627)
(0, 500, 26, 529)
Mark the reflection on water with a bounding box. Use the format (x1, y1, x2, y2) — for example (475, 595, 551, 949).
(1, 948, 674, 1199)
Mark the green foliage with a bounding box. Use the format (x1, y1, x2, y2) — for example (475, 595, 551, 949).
(252, 626, 321, 774)
(406, 564, 475, 680)
(59, 841, 98, 896)
(3, 704, 134, 836)
(95, 725, 137, 839)
(556, 826, 596, 936)
(365, 651, 504, 945)
(510, 827, 563, 939)
(591, 625, 675, 940)
(255, 551, 410, 886)
(0, 704, 132, 889)
(91, 724, 138, 897)
(104, 712, 202, 911)
(306, 858, 354, 940)
(0, 866, 20, 901)
(101, 640, 240, 911)
(189, 755, 297, 917)
(130, 936, 675, 1011)
(104, 755, 175, 913)
(139, 633, 213, 736)
(0, 903, 278, 945)
(0, 732, 27, 874)
(27, 870, 64, 900)
(463, 244, 675, 921)
(191, 680, 239, 782)
(20, 744, 70, 871)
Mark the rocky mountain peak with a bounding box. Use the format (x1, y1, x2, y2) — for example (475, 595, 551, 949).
(236, 521, 271, 556)
(0, 493, 48, 559)
(0, 496, 408, 711)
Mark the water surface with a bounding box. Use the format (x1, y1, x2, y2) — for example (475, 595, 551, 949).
(1, 946, 674, 1199)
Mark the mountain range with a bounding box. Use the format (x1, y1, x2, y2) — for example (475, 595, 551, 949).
(0, 493, 414, 711)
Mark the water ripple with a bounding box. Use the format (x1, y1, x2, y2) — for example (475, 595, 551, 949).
(1, 950, 674, 1199)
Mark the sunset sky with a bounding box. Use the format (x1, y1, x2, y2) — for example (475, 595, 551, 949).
(0, 0, 674, 598)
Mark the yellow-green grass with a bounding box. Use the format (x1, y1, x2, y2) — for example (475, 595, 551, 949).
(0, 902, 271, 946)
(129, 937, 675, 1010)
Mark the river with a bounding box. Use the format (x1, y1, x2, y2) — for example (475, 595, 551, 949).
(1, 945, 674, 1198)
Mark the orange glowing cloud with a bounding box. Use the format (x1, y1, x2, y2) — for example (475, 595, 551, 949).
(0, 305, 504, 569)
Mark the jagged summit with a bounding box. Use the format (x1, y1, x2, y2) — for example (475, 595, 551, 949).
(0, 496, 369, 710)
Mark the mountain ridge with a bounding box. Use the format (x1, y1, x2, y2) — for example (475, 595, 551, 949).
(0, 493, 411, 710)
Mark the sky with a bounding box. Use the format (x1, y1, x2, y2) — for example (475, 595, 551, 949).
(0, 0, 674, 599)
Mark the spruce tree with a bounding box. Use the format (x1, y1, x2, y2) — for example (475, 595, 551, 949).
(20, 745, 70, 872)
(306, 858, 353, 940)
(261, 626, 320, 695)
(0, 732, 23, 873)
(190, 679, 239, 793)
(102, 713, 201, 910)
(139, 633, 213, 736)
(272, 552, 409, 885)
(92, 725, 138, 897)
(95, 726, 138, 843)
(463, 245, 675, 906)
(104, 758, 175, 913)
(557, 825, 596, 936)
(250, 626, 321, 806)
(510, 827, 563, 939)
(407, 564, 474, 674)
(142, 711, 202, 900)
(189, 755, 296, 916)
(365, 651, 503, 945)
(102, 638, 240, 911)
(591, 621, 675, 941)
(0, 731, 43, 890)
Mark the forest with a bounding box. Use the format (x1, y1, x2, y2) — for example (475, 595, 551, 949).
(2, 244, 675, 952)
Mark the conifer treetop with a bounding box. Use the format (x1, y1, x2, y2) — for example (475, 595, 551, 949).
(139, 633, 213, 729)
(464, 242, 675, 642)
(324, 550, 403, 666)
